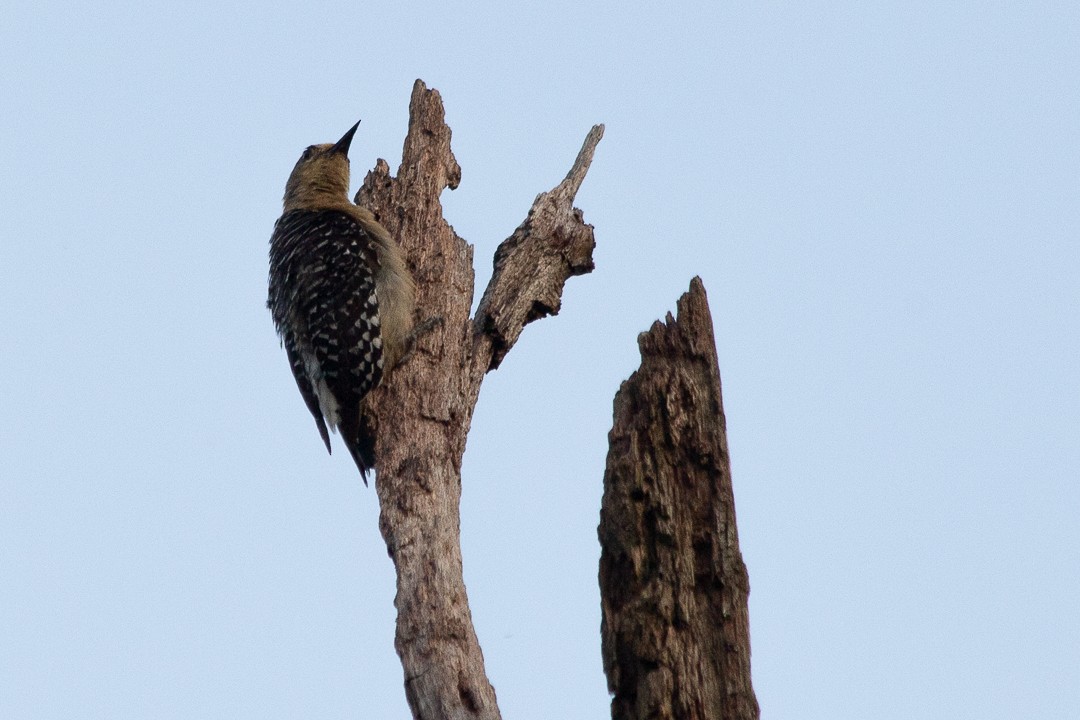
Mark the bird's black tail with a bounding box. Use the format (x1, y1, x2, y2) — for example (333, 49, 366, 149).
(339, 413, 376, 485)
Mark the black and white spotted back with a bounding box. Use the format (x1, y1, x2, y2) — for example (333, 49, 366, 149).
(268, 209, 385, 438)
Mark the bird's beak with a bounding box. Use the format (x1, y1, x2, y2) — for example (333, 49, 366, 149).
(330, 120, 361, 157)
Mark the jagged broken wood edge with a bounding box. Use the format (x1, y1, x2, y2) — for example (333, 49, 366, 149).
(599, 278, 759, 720)
(471, 123, 603, 374)
(353, 79, 603, 720)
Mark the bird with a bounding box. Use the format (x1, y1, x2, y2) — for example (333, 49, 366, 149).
(267, 121, 415, 482)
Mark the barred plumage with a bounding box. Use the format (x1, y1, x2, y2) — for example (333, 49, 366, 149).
(268, 122, 415, 482)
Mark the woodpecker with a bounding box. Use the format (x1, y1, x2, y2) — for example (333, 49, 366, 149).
(268, 121, 415, 482)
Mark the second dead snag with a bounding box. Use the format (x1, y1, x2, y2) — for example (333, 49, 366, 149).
(599, 277, 759, 720)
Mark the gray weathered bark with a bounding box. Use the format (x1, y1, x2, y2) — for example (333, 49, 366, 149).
(599, 278, 759, 720)
(355, 79, 602, 720)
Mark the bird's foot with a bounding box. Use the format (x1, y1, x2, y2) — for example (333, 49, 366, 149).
(399, 315, 444, 364)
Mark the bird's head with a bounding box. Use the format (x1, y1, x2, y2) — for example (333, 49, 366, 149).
(282, 121, 360, 211)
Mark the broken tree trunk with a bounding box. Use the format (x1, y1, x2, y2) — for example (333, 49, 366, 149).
(599, 278, 759, 720)
(355, 79, 602, 720)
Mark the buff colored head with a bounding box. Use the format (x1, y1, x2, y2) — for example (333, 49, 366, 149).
(282, 121, 360, 211)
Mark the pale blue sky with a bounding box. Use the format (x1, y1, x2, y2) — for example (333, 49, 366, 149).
(2, 2, 1078, 718)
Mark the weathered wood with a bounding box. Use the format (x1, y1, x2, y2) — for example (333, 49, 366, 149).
(599, 278, 759, 720)
(355, 79, 601, 720)
(472, 124, 602, 374)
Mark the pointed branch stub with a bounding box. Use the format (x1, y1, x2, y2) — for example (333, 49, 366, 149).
(472, 124, 603, 372)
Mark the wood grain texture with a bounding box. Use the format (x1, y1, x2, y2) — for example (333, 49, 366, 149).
(472, 123, 602, 373)
(354, 79, 601, 720)
(599, 278, 759, 720)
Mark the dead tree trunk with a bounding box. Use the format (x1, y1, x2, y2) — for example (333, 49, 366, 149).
(351, 80, 755, 720)
(598, 278, 759, 720)
(355, 79, 601, 720)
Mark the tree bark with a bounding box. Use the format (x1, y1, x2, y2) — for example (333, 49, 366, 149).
(355, 79, 602, 720)
(599, 278, 759, 720)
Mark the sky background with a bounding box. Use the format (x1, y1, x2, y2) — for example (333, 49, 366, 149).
(2, 2, 1078, 718)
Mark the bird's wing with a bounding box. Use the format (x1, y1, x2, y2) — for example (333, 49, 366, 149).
(269, 209, 385, 481)
(294, 211, 385, 409)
